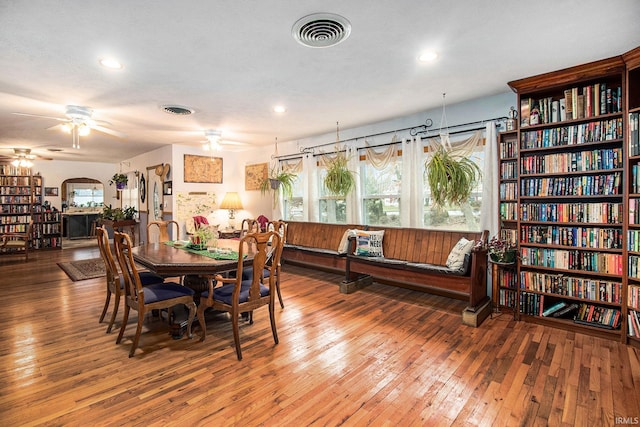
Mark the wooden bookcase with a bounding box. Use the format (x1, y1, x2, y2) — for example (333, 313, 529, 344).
(0, 165, 61, 252)
(508, 55, 627, 342)
(624, 46, 640, 347)
(493, 130, 519, 314)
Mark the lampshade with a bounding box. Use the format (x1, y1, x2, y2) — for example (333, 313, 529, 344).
(220, 192, 243, 210)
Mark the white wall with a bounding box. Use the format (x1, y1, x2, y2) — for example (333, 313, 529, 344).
(33, 160, 120, 211)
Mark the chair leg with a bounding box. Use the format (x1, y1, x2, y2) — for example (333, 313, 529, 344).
(231, 310, 243, 360)
(186, 302, 196, 339)
(129, 311, 145, 357)
(269, 302, 279, 345)
(197, 304, 207, 341)
(116, 305, 130, 344)
(106, 292, 120, 334)
(99, 290, 112, 323)
(275, 271, 284, 309)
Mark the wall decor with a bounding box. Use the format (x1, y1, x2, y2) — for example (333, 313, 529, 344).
(176, 192, 217, 233)
(184, 154, 223, 183)
(163, 181, 172, 195)
(44, 187, 58, 196)
(245, 162, 268, 191)
(139, 174, 146, 206)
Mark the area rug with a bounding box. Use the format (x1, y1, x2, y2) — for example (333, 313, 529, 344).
(58, 258, 106, 282)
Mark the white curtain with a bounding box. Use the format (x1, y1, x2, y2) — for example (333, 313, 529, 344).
(480, 121, 499, 237)
(346, 145, 361, 224)
(302, 153, 318, 221)
(400, 136, 423, 227)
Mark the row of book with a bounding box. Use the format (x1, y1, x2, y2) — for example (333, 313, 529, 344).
(0, 178, 31, 187)
(499, 161, 517, 180)
(0, 165, 31, 176)
(520, 202, 622, 224)
(574, 303, 621, 329)
(627, 230, 640, 253)
(37, 223, 61, 235)
(499, 202, 517, 221)
(520, 119, 623, 148)
(31, 237, 61, 250)
(629, 310, 640, 338)
(1, 204, 32, 214)
(33, 211, 61, 222)
(520, 148, 622, 175)
(0, 214, 31, 225)
(520, 247, 622, 274)
(629, 285, 640, 309)
(519, 271, 622, 303)
(629, 112, 640, 156)
(629, 165, 640, 194)
(627, 256, 640, 279)
(499, 182, 517, 200)
(520, 173, 621, 197)
(0, 223, 29, 233)
(499, 228, 518, 245)
(499, 139, 518, 159)
(498, 289, 517, 309)
(495, 268, 517, 289)
(520, 83, 622, 127)
(520, 225, 622, 249)
(0, 195, 34, 204)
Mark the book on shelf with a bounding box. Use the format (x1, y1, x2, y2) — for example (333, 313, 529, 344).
(552, 303, 579, 318)
(629, 311, 640, 337)
(542, 301, 566, 317)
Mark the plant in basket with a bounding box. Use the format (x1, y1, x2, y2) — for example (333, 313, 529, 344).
(487, 236, 517, 264)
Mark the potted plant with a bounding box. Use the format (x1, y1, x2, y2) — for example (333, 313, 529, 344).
(487, 235, 517, 264)
(323, 151, 356, 197)
(190, 225, 218, 250)
(100, 204, 137, 221)
(260, 167, 297, 204)
(425, 146, 480, 207)
(109, 173, 128, 190)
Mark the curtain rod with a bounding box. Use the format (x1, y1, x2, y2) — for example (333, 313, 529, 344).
(278, 116, 508, 158)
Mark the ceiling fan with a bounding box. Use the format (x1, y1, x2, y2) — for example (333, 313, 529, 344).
(200, 129, 248, 151)
(12, 105, 125, 149)
(0, 148, 52, 167)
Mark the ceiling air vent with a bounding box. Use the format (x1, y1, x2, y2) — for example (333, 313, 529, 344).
(292, 13, 351, 48)
(160, 105, 195, 116)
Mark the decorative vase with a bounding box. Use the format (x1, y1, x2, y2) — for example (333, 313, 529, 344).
(116, 182, 126, 190)
(269, 178, 281, 190)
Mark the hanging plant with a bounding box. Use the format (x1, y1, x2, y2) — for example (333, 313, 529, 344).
(260, 167, 297, 204)
(323, 151, 356, 197)
(425, 145, 480, 207)
(109, 173, 128, 190)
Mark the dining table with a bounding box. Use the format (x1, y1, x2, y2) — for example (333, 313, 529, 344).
(131, 238, 254, 337)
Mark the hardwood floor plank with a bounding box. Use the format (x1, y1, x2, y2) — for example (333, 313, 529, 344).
(0, 249, 639, 425)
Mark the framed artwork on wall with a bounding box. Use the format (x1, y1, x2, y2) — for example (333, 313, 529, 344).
(245, 162, 268, 191)
(163, 181, 172, 195)
(44, 187, 58, 196)
(184, 154, 223, 183)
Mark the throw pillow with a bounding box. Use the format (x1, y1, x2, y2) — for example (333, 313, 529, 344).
(337, 229, 354, 254)
(354, 230, 385, 257)
(446, 237, 475, 271)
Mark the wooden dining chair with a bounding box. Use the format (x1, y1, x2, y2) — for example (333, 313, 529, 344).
(96, 226, 165, 333)
(147, 220, 179, 243)
(197, 230, 281, 360)
(113, 231, 196, 357)
(239, 218, 258, 238)
(0, 220, 33, 261)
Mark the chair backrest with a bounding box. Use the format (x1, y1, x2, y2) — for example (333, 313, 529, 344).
(256, 215, 269, 231)
(147, 220, 179, 243)
(96, 226, 119, 289)
(234, 231, 281, 305)
(240, 218, 259, 238)
(113, 231, 144, 307)
(193, 216, 209, 230)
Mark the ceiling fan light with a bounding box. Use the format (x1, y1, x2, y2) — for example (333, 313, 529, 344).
(61, 122, 73, 133)
(99, 57, 123, 70)
(11, 159, 19, 167)
(78, 124, 91, 136)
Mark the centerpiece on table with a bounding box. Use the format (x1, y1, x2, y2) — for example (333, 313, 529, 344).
(487, 235, 518, 264)
(190, 225, 218, 250)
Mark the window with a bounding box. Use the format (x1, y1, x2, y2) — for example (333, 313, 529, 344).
(318, 168, 347, 223)
(283, 170, 304, 221)
(422, 145, 484, 231)
(361, 159, 401, 226)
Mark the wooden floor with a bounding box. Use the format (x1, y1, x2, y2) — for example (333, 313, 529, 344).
(1, 248, 639, 426)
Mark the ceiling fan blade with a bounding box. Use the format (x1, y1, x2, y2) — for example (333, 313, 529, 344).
(91, 125, 126, 138)
(220, 140, 248, 146)
(12, 112, 68, 121)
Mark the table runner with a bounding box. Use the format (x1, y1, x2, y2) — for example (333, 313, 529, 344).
(164, 241, 244, 260)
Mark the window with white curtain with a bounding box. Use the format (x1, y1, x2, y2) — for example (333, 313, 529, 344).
(120, 171, 139, 217)
(360, 145, 401, 226)
(318, 167, 347, 223)
(422, 136, 485, 231)
(280, 158, 304, 221)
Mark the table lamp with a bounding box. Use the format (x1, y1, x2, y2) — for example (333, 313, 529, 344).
(219, 192, 243, 229)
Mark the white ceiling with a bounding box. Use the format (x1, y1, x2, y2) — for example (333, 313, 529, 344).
(1, 0, 639, 164)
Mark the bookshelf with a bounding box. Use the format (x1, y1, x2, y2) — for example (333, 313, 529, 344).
(624, 46, 640, 347)
(508, 55, 627, 341)
(0, 165, 61, 253)
(493, 130, 519, 314)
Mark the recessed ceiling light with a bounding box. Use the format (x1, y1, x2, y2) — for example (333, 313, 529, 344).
(418, 51, 438, 62)
(99, 57, 123, 69)
(273, 105, 287, 113)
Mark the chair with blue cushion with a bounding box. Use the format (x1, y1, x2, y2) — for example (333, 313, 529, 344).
(197, 230, 281, 360)
(113, 231, 196, 357)
(96, 226, 165, 333)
